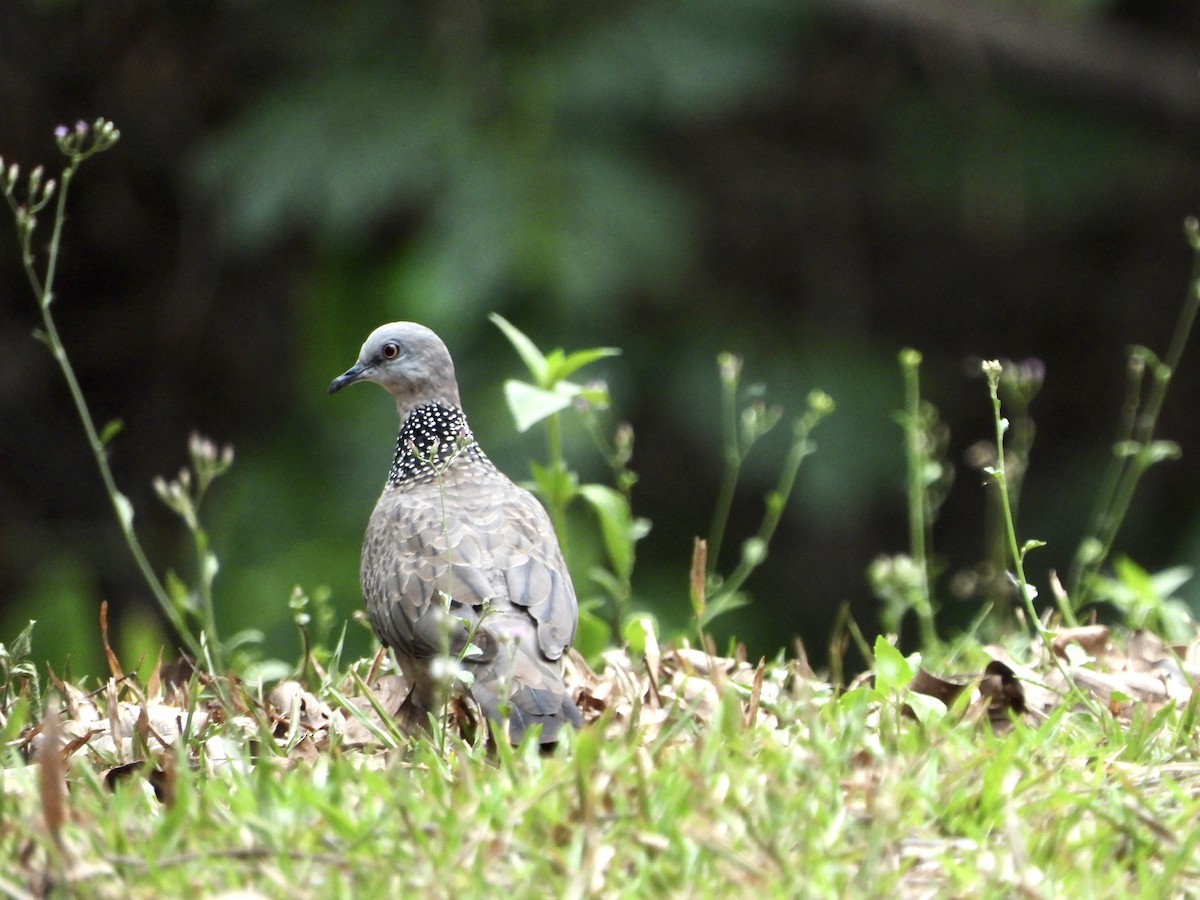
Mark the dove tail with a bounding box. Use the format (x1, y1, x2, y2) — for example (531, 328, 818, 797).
(470, 651, 582, 745)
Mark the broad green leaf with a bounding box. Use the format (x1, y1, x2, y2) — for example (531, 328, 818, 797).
(223, 629, 266, 652)
(503, 380, 578, 432)
(621, 612, 658, 656)
(905, 691, 947, 726)
(1150, 564, 1193, 598)
(1113, 555, 1153, 596)
(490, 313, 549, 385)
(546, 346, 621, 384)
(579, 483, 638, 579)
(529, 461, 578, 508)
(240, 658, 293, 685)
(1112, 556, 1192, 603)
(588, 567, 624, 602)
(574, 608, 611, 661)
(873, 636, 913, 694)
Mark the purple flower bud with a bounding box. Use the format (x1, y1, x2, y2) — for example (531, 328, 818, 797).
(54, 125, 68, 139)
(75, 120, 88, 134)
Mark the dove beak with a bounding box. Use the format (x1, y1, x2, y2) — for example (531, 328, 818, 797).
(328, 362, 368, 395)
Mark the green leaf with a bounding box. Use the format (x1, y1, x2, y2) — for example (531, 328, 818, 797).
(165, 569, 191, 611)
(873, 636, 914, 694)
(0, 696, 30, 745)
(574, 608, 611, 661)
(1150, 564, 1193, 598)
(577, 381, 612, 409)
(588, 567, 624, 602)
(546, 346, 621, 385)
(1145, 440, 1182, 464)
(1061, 642, 1092, 667)
(838, 685, 873, 714)
(223, 629, 266, 652)
(579, 483, 638, 580)
(905, 691, 947, 727)
(503, 380, 578, 432)
(8, 619, 37, 661)
(490, 313, 549, 385)
(99, 418, 124, 446)
(1019, 539, 1046, 560)
(529, 461, 578, 508)
(697, 590, 750, 629)
(573, 717, 602, 773)
(240, 658, 293, 684)
(621, 613, 658, 656)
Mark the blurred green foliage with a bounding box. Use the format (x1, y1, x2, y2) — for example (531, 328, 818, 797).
(197, 1, 806, 319)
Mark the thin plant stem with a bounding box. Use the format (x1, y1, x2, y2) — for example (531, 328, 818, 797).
(1070, 222, 1200, 607)
(5, 130, 207, 667)
(1067, 354, 1145, 597)
(711, 391, 833, 603)
(899, 349, 938, 649)
(706, 353, 742, 574)
(983, 362, 1113, 721)
(982, 361, 1062, 632)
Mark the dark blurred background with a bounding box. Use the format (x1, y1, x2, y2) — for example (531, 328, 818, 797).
(3, 0, 1200, 677)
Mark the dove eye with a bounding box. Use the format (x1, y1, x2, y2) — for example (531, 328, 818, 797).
(381, 342, 401, 360)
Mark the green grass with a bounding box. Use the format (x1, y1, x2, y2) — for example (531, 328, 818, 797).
(4, 633, 1200, 898)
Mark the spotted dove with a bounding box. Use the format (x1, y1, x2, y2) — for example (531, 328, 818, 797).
(329, 322, 582, 744)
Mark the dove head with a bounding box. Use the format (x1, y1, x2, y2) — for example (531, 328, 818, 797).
(328, 322, 462, 421)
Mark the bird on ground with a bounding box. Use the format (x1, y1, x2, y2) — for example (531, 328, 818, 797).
(329, 322, 582, 745)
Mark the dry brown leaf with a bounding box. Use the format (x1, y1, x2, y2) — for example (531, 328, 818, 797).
(38, 696, 66, 850)
(980, 660, 1027, 723)
(104, 679, 123, 764)
(143, 648, 164, 702)
(909, 668, 969, 708)
(745, 659, 764, 728)
(158, 656, 200, 697)
(102, 759, 174, 804)
(1069, 667, 1170, 708)
(1051, 624, 1111, 660)
(267, 681, 333, 735)
(99, 601, 123, 682)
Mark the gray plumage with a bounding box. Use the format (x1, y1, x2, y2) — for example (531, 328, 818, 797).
(329, 322, 582, 744)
